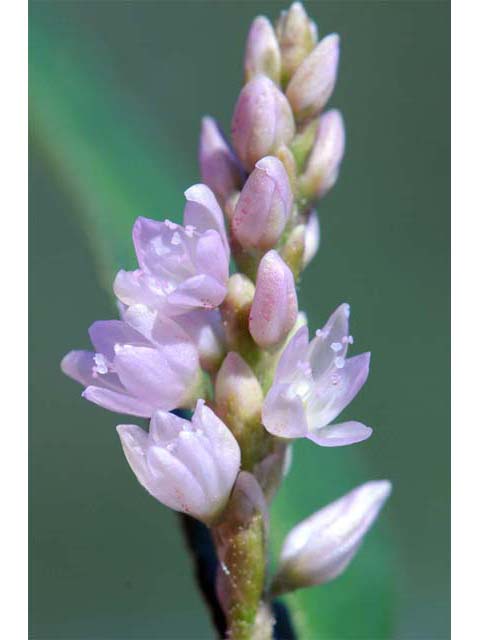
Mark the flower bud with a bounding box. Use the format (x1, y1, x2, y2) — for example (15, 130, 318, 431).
(302, 209, 320, 267)
(244, 16, 281, 84)
(299, 110, 345, 199)
(117, 400, 241, 526)
(215, 352, 266, 469)
(198, 117, 245, 205)
(231, 75, 295, 171)
(286, 33, 340, 122)
(276, 2, 318, 84)
(249, 250, 298, 348)
(280, 224, 305, 278)
(232, 156, 293, 251)
(271, 480, 392, 595)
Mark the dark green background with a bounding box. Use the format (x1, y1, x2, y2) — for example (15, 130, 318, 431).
(29, 1, 450, 638)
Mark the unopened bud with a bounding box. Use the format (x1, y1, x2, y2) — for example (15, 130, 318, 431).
(286, 33, 340, 122)
(302, 209, 320, 267)
(215, 352, 267, 469)
(280, 224, 305, 278)
(232, 156, 293, 251)
(276, 2, 318, 84)
(299, 109, 345, 199)
(199, 116, 245, 204)
(221, 274, 256, 352)
(245, 16, 282, 84)
(249, 250, 298, 348)
(231, 75, 295, 171)
(271, 480, 392, 595)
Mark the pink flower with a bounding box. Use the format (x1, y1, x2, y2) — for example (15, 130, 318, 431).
(117, 400, 241, 525)
(61, 311, 201, 417)
(262, 303, 372, 446)
(244, 16, 281, 84)
(114, 186, 229, 316)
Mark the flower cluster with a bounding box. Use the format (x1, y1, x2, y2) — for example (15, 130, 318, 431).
(62, 3, 391, 638)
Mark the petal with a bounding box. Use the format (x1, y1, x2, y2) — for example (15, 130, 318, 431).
(194, 230, 229, 287)
(113, 269, 168, 309)
(307, 421, 372, 447)
(167, 274, 227, 313)
(116, 424, 151, 487)
(183, 184, 230, 258)
(191, 400, 241, 488)
(132, 217, 195, 282)
(274, 325, 310, 383)
(146, 445, 208, 519)
(113, 345, 188, 409)
(308, 303, 351, 380)
(262, 383, 308, 438)
(306, 352, 371, 429)
(88, 319, 149, 361)
(149, 409, 189, 444)
(83, 386, 154, 417)
(61, 350, 124, 392)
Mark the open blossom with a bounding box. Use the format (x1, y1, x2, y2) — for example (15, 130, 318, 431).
(262, 303, 372, 446)
(117, 400, 241, 525)
(272, 480, 392, 593)
(61, 311, 201, 417)
(114, 185, 229, 316)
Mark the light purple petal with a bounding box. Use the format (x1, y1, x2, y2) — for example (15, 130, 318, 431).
(167, 274, 227, 313)
(113, 344, 189, 410)
(194, 230, 229, 287)
(262, 383, 308, 438)
(83, 386, 154, 417)
(308, 303, 351, 380)
(61, 350, 124, 392)
(274, 325, 310, 383)
(307, 421, 372, 447)
(306, 352, 371, 429)
(88, 320, 149, 361)
(113, 269, 168, 309)
(183, 184, 230, 258)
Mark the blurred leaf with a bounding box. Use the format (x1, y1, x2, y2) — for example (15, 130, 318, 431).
(29, 14, 395, 640)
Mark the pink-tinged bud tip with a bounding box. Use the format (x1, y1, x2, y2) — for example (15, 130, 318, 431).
(249, 250, 298, 348)
(244, 16, 282, 84)
(232, 155, 293, 251)
(272, 480, 392, 594)
(231, 75, 295, 172)
(198, 116, 245, 205)
(286, 33, 340, 122)
(301, 109, 345, 199)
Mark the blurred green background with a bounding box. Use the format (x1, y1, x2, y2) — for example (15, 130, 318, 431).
(29, 1, 450, 638)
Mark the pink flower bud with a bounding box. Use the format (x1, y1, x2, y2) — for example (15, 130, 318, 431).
(198, 117, 245, 204)
(275, 1, 318, 83)
(300, 110, 345, 198)
(249, 250, 298, 348)
(286, 33, 340, 122)
(244, 16, 282, 84)
(231, 75, 295, 171)
(272, 480, 391, 594)
(232, 156, 293, 251)
(117, 400, 241, 525)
